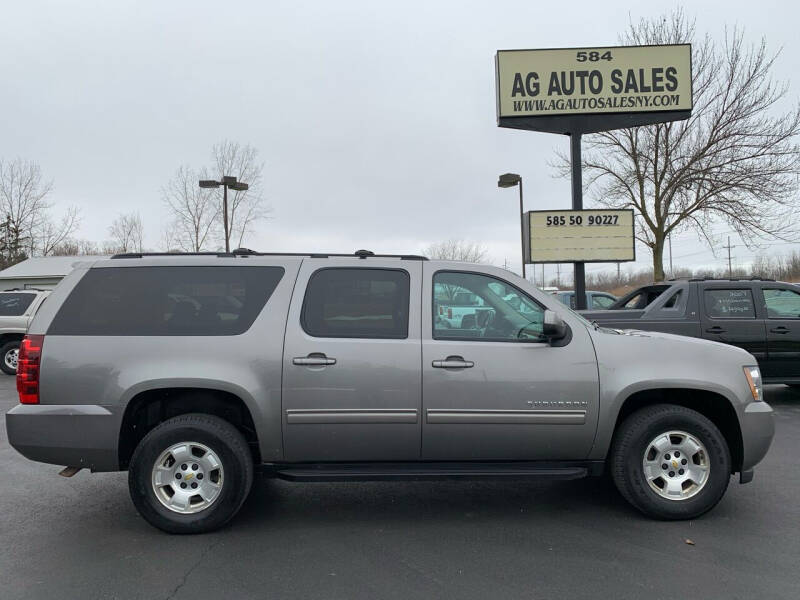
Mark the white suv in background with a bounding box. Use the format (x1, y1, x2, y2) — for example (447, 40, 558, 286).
(0, 289, 50, 375)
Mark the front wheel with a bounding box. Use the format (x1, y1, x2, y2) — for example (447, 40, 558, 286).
(610, 404, 731, 520)
(128, 414, 253, 534)
(0, 341, 20, 375)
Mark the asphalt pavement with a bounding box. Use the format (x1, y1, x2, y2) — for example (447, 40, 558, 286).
(1, 376, 798, 600)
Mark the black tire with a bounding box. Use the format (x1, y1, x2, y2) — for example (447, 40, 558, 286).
(0, 340, 20, 376)
(128, 413, 253, 534)
(610, 404, 731, 520)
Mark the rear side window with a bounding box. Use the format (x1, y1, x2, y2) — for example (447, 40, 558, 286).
(302, 268, 409, 339)
(0, 293, 36, 316)
(704, 289, 755, 319)
(49, 266, 284, 336)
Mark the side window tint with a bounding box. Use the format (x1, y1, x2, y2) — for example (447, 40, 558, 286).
(623, 293, 644, 309)
(433, 271, 545, 342)
(0, 293, 36, 316)
(764, 288, 800, 319)
(663, 290, 683, 308)
(704, 289, 755, 319)
(49, 266, 284, 336)
(592, 295, 615, 309)
(302, 268, 409, 339)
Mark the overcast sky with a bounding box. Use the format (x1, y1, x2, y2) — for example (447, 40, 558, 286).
(2, 0, 798, 284)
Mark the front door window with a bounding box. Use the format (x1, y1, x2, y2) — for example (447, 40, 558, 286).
(433, 271, 545, 342)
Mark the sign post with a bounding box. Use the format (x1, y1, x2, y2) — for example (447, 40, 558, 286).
(570, 133, 584, 308)
(495, 44, 692, 308)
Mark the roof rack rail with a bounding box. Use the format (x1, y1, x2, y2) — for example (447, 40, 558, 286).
(679, 276, 776, 282)
(111, 252, 232, 259)
(111, 249, 428, 261)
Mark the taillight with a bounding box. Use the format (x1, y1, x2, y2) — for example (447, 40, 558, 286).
(447, 308, 452, 319)
(17, 334, 44, 405)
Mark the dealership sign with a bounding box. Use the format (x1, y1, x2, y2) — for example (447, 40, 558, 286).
(527, 209, 635, 263)
(496, 44, 692, 118)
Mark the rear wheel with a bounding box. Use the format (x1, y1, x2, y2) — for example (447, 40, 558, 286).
(128, 413, 253, 534)
(611, 404, 731, 520)
(0, 341, 20, 375)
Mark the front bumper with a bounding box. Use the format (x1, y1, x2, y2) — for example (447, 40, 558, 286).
(6, 404, 120, 472)
(740, 401, 775, 472)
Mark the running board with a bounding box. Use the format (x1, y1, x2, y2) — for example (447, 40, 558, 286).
(267, 462, 598, 482)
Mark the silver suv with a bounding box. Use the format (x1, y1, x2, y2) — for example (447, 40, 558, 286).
(0, 289, 50, 376)
(5, 251, 775, 533)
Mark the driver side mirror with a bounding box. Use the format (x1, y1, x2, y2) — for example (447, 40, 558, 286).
(542, 310, 567, 341)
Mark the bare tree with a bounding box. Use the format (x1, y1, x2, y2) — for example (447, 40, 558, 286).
(423, 239, 489, 262)
(0, 158, 80, 266)
(50, 238, 103, 257)
(108, 212, 144, 253)
(162, 166, 218, 252)
(210, 141, 270, 249)
(555, 11, 800, 281)
(37, 206, 81, 256)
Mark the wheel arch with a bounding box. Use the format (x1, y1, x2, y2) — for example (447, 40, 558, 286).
(609, 387, 743, 473)
(118, 386, 261, 470)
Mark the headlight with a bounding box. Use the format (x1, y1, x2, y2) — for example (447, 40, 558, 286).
(743, 366, 763, 402)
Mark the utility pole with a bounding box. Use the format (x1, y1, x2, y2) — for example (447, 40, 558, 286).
(724, 236, 735, 278)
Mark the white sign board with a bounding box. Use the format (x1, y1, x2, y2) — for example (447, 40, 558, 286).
(528, 209, 635, 263)
(497, 45, 692, 118)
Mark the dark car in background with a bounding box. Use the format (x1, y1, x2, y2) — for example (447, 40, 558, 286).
(554, 290, 617, 310)
(581, 278, 800, 384)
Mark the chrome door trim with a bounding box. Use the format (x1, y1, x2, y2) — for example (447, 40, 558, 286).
(426, 409, 586, 425)
(286, 408, 419, 424)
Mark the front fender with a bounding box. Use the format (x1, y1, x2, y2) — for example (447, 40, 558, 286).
(588, 328, 755, 461)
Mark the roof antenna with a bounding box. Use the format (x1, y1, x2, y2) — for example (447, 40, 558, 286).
(354, 249, 375, 259)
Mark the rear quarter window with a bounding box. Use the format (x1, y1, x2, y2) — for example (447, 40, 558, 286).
(48, 266, 284, 336)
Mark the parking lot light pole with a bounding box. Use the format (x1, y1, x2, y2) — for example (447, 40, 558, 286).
(199, 176, 249, 253)
(498, 173, 526, 281)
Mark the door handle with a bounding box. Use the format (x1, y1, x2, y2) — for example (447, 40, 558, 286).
(770, 326, 790, 334)
(432, 355, 474, 369)
(293, 353, 337, 366)
(705, 326, 726, 334)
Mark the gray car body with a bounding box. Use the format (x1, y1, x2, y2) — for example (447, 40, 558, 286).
(6, 256, 774, 480)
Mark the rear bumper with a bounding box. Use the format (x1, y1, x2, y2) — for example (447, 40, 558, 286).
(5, 404, 120, 472)
(740, 401, 775, 472)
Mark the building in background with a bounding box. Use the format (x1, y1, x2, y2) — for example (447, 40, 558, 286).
(0, 256, 107, 290)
